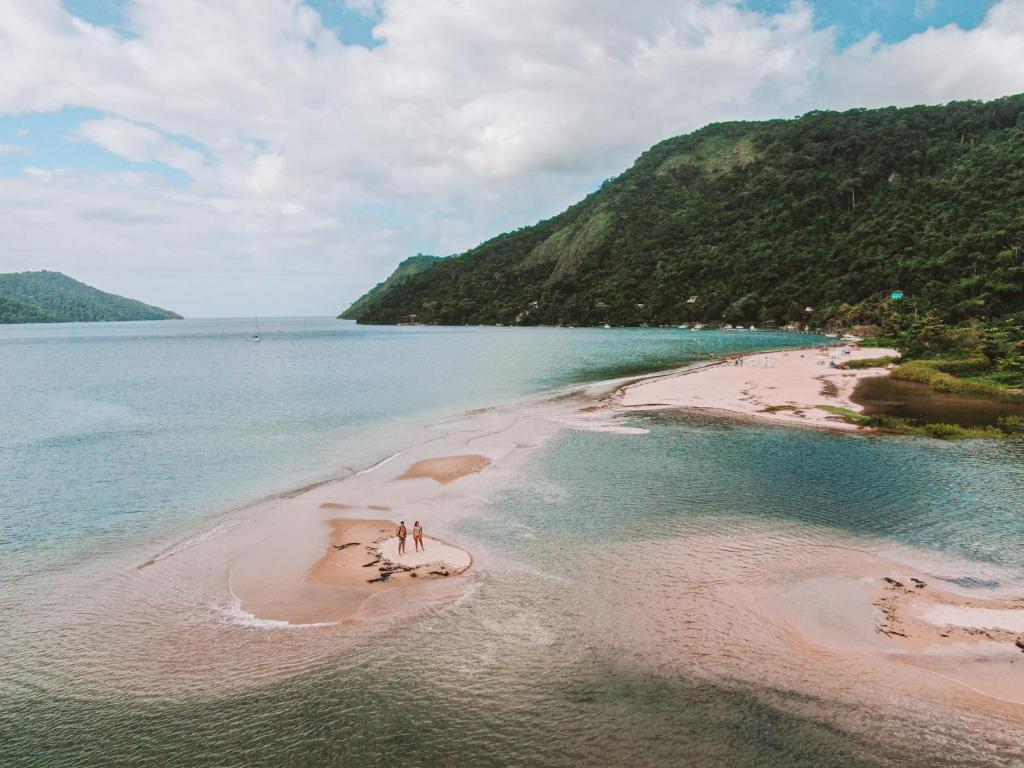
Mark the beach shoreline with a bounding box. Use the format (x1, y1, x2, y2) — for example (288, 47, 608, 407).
(110, 339, 1024, 723)
(604, 345, 900, 431)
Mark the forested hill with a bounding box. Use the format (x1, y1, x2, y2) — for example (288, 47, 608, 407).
(344, 95, 1024, 328)
(0, 271, 182, 323)
(340, 254, 440, 319)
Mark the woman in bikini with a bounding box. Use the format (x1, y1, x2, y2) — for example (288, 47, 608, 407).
(413, 521, 425, 552)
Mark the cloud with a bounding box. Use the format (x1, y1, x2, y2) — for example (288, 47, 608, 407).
(0, 142, 27, 155)
(0, 0, 1022, 315)
(73, 117, 205, 175)
(825, 0, 1024, 108)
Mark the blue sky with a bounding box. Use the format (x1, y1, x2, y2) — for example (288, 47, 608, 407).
(62, 0, 383, 46)
(0, 0, 1019, 316)
(747, 0, 996, 46)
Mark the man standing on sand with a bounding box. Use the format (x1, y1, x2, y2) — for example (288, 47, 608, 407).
(397, 521, 408, 555)
(413, 520, 425, 552)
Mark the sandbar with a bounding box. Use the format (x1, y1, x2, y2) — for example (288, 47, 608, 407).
(308, 518, 473, 587)
(398, 454, 491, 484)
(610, 345, 899, 431)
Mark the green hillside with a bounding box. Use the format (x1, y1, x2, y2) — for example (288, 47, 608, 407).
(340, 254, 440, 319)
(0, 294, 54, 323)
(0, 271, 182, 324)
(344, 95, 1024, 328)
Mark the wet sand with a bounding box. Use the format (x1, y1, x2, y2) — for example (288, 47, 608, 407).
(780, 555, 1024, 708)
(609, 346, 899, 431)
(171, 403, 568, 632)
(398, 455, 491, 484)
(587, 522, 1024, 731)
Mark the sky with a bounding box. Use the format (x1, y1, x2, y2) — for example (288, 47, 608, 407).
(0, 0, 1021, 317)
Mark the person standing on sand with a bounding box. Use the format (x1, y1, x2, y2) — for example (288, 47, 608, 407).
(413, 521, 425, 552)
(397, 521, 408, 555)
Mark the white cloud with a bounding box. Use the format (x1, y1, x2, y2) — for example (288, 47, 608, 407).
(0, 0, 1022, 315)
(0, 142, 27, 155)
(73, 117, 206, 176)
(824, 0, 1024, 108)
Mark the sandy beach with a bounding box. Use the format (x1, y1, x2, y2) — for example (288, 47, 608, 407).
(608, 345, 899, 430)
(307, 517, 473, 588)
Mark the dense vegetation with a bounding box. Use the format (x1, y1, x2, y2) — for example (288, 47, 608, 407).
(344, 95, 1024, 331)
(340, 254, 439, 320)
(880, 310, 1024, 392)
(0, 271, 181, 323)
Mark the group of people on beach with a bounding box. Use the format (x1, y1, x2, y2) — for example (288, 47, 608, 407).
(395, 520, 425, 554)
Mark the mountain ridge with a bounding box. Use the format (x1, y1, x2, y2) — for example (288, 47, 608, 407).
(0, 271, 182, 324)
(342, 95, 1024, 328)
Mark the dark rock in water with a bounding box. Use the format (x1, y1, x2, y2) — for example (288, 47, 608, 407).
(333, 542, 360, 550)
(368, 573, 391, 583)
(883, 577, 904, 588)
(1015, 639, 1024, 652)
(911, 578, 926, 589)
(362, 556, 382, 567)
(430, 569, 451, 577)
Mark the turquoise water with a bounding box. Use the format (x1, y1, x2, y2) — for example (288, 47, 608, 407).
(2, 320, 1023, 767)
(0, 318, 807, 580)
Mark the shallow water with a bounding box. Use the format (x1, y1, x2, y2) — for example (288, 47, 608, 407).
(852, 374, 1024, 427)
(3, 320, 1023, 767)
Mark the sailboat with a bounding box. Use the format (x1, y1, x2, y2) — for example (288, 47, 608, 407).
(248, 315, 261, 342)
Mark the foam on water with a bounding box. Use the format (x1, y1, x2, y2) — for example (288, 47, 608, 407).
(217, 579, 339, 630)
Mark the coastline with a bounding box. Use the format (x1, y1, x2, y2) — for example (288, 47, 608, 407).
(91, 339, 1024, 721)
(604, 345, 900, 431)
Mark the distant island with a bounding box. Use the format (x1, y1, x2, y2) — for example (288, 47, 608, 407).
(0, 271, 181, 324)
(341, 94, 1024, 330)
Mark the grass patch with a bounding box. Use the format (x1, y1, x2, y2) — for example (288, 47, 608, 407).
(889, 359, 1024, 401)
(817, 405, 871, 424)
(845, 355, 898, 369)
(816, 405, 1020, 440)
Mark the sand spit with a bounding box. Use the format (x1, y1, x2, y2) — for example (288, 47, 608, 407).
(308, 518, 472, 588)
(608, 346, 899, 431)
(398, 454, 491, 484)
(778, 557, 1024, 709)
(192, 403, 567, 630)
(876, 575, 1024, 648)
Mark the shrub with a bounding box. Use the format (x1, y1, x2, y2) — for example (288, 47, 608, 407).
(889, 361, 936, 384)
(890, 360, 1023, 400)
(846, 355, 898, 369)
(999, 415, 1024, 434)
(929, 356, 991, 375)
(924, 423, 966, 439)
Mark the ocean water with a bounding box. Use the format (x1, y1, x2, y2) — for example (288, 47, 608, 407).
(2, 319, 1023, 767)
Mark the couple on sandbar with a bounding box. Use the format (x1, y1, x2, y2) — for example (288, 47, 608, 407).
(396, 520, 425, 554)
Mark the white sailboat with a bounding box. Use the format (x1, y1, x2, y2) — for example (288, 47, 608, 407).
(248, 315, 261, 342)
